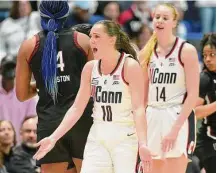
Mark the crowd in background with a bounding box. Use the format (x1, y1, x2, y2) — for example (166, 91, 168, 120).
(0, 1, 215, 173)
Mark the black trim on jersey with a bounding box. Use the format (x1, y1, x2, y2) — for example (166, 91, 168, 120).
(98, 52, 124, 76)
(178, 41, 186, 67)
(182, 92, 187, 104)
(121, 55, 137, 86)
(121, 64, 129, 85)
(154, 37, 178, 58)
(27, 34, 40, 64)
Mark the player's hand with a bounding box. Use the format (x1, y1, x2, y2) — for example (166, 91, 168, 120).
(33, 136, 57, 160)
(161, 128, 179, 153)
(139, 144, 153, 173)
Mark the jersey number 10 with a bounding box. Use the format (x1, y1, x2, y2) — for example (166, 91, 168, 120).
(101, 105, 113, 121)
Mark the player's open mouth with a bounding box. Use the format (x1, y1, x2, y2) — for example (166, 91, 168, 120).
(156, 26, 164, 30)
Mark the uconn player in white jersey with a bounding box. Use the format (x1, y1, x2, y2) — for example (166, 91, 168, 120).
(139, 3, 200, 173)
(33, 20, 153, 173)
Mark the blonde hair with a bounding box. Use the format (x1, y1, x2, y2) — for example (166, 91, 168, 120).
(140, 3, 179, 67)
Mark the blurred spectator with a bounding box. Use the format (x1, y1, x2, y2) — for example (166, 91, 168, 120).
(95, 1, 121, 23)
(0, 142, 8, 173)
(8, 117, 39, 173)
(64, 1, 103, 28)
(118, 1, 133, 11)
(119, 1, 151, 48)
(172, 1, 188, 39)
(195, 1, 216, 33)
(0, 58, 37, 142)
(137, 24, 153, 50)
(122, 14, 143, 41)
(118, 1, 151, 26)
(0, 0, 41, 61)
(0, 120, 16, 172)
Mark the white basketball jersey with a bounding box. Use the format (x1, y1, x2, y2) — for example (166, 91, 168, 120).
(148, 37, 187, 108)
(90, 52, 134, 124)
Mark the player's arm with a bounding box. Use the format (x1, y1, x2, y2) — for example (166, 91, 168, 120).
(49, 61, 94, 142)
(195, 73, 216, 119)
(124, 58, 147, 145)
(138, 53, 149, 107)
(195, 100, 216, 119)
(77, 31, 94, 61)
(16, 36, 37, 101)
(171, 43, 200, 132)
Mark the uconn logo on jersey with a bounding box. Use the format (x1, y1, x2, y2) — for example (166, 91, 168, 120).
(150, 68, 177, 84)
(92, 86, 122, 104)
(91, 76, 123, 104)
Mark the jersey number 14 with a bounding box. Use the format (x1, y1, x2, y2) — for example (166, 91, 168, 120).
(156, 87, 166, 102)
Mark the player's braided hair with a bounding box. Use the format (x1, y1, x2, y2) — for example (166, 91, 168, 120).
(39, 0, 69, 103)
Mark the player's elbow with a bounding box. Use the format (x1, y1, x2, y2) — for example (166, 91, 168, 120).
(16, 89, 28, 102)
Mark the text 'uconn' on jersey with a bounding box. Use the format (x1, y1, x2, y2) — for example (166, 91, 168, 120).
(91, 76, 123, 104)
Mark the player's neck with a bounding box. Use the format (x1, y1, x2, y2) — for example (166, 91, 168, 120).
(156, 35, 176, 54)
(100, 50, 121, 75)
(156, 34, 176, 50)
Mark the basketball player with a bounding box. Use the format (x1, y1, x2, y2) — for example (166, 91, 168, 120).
(33, 20, 153, 173)
(194, 33, 216, 173)
(15, 1, 93, 173)
(139, 3, 199, 173)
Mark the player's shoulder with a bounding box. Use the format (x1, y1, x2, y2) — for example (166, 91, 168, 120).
(75, 31, 90, 54)
(83, 60, 97, 70)
(18, 35, 38, 59)
(181, 41, 197, 54)
(124, 53, 140, 68)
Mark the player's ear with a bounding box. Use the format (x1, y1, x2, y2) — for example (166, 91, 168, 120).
(109, 36, 117, 46)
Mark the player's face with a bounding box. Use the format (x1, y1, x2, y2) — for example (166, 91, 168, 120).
(203, 45, 216, 72)
(89, 24, 114, 60)
(153, 5, 177, 34)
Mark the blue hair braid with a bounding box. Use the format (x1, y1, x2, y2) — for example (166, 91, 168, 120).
(39, 1, 69, 103)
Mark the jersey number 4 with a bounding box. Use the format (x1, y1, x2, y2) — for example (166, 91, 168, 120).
(57, 51, 65, 72)
(156, 87, 166, 102)
(101, 105, 113, 121)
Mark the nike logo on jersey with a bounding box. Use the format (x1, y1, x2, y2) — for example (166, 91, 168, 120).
(112, 81, 119, 85)
(127, 132, 135, 136)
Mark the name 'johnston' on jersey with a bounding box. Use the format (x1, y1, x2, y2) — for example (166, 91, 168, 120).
(148, 37, 187, 108)
(90, 52, 133, 124)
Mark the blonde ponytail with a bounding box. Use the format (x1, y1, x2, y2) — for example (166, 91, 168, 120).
(140, 33, 157, 67)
